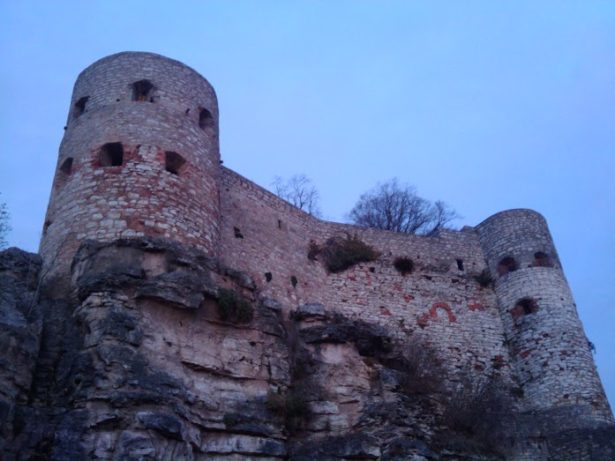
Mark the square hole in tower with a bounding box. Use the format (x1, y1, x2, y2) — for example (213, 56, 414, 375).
(199, 108, 214, 131)
(165, 151, 186, 175)
(60, 157, 73, 175)
(497, 256, 518, 276)
(74, 96, 89, 118)
(132, 80, 155, 102)
(533, 252, 553, 268)
(99, 143, 124, 167)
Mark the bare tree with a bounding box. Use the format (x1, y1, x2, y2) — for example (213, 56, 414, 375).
(0, 194, 10, 249)
(348, 179, 458, 235)
(272, 174, 322, 217)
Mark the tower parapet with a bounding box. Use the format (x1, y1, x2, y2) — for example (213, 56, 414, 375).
(40, 52, 220, 276)
(476, 209, 612, 423)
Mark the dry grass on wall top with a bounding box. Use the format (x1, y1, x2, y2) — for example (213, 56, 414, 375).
(309, 234, 379, 273)
(393, 256, 414, 275)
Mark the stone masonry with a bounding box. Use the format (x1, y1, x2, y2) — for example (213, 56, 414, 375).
(3, 51, 611, 459)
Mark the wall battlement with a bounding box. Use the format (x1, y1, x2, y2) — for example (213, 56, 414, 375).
(37, 52, 613, 458)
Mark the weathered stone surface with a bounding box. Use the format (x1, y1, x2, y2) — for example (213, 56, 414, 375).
(136, 270, 210, 310)
(136, 411, 183, 440)
(3, 235, 615, 460)
(0, 248, 43, 456)
(293, 302, 326, 321)
(290, 433, 381, 460)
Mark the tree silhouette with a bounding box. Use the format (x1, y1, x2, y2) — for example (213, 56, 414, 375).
(349, 179, 458, 235)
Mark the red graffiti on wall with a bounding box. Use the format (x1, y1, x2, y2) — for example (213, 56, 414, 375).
(417, 302, 457, 328)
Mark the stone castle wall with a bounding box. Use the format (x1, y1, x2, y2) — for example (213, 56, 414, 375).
(30, 52, 614, 459)
(219, 167, 511, 387)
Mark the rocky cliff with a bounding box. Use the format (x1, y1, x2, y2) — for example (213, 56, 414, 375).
(1, 239, 614, 460)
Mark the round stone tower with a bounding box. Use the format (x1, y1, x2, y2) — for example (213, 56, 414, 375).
(40, 52, 220, 275)
(476, 209, 612, 424)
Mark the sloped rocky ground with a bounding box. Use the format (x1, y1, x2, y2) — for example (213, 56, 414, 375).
(1, 239, 613, 460)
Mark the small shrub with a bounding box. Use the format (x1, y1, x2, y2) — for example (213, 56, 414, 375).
(393, 256, 414, 275)
(473, 269, 493, 288)
(316, 234, 379, 273)
(396, 343, 443, 396)
(265, 388, 312, 432)
(223, 412, 240, 428)
(217, 288, 254, 324)
(286, 391, 311, 419)
(265, 391, 287, 416)
(441, 376, 514, 454)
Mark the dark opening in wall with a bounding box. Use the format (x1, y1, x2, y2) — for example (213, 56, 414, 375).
(164, 151, 186, 175)
(199, 108, 214, 131)
(512, 297, 539, 319)
(233, 227, 244, 239)
(99, 143, 124, 167)
(456, 259, 464, 271)
(497, 256, 518, 276)
(291, 275, 298, 288)
(473, 269, 493, 288)
(132, 80, 155, 102)
(277, 219, 283, 230)
(393, 257, 414, 275)
(59, 157, 73, 175)
(43, 220, 51, 235)
(265, 272, 272, 282)
(74, 96, 89, 117)
(533, 251, 553, 268)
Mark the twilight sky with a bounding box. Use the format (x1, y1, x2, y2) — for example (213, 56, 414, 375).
(1, 1, 614, 406)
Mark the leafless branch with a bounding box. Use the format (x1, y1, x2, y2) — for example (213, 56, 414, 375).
(349, 179, 459, 235)
(272, 174, 322, 217)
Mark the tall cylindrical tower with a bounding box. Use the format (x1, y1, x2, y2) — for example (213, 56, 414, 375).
(476, 209, 612, 423)
(40, 52, 220, 275)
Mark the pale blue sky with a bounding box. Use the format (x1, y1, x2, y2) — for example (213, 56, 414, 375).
(1, 1, 614, 406)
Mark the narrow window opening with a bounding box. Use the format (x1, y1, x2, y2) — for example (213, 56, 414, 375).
(132, 80, 155, 102)
(43, 221, 52, 235)
(199, 108, 214, 131)
(60, 157, 73, 175)
(265, 272, 272, 282)
(74, 96, 89, 117)
(277, 219, 283, 229)
(497, 256, 518, 276)
(99, 142, 124, 167)
(456, 259, 464, 271)
(516, 297, 539, 316)
(533, 251, 553, 268)
(165, 151, 186, 175)
(233, 227, 244, 239)
(291, 275, 298, 288)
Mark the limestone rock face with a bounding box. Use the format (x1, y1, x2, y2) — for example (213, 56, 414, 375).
(0, 249, 43, 455)
(1, 240, 614, 460)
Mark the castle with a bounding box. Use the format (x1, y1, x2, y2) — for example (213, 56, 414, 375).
(2, 51, 613, 460)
